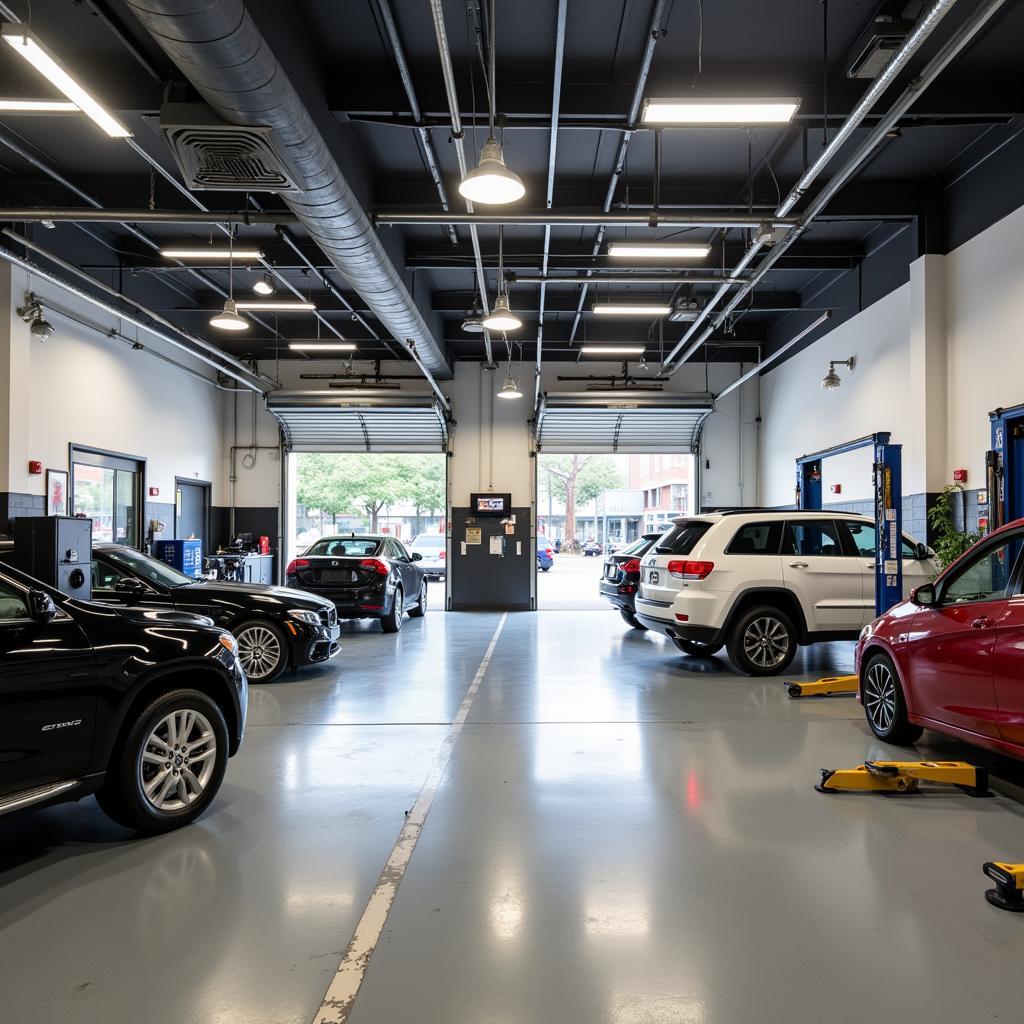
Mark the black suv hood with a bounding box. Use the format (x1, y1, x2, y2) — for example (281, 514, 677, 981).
(71, 600, 218, 630)
(176, 580, 333, 610)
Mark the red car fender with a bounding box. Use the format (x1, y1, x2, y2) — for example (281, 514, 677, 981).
(857, 616, 918, 717)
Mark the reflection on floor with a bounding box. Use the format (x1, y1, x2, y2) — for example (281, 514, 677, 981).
(3, 610, 1024, 1024)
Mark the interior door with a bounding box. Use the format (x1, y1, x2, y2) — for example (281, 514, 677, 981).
(175, 480, 209, 547)
(907, 535, 1016, 739)
(0, 576, 97, 795)
(781, 520, 863, 632)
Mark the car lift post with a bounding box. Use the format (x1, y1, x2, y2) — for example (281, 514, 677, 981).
(874, 434, 904, 617)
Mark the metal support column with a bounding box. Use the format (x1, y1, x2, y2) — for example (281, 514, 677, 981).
(874, 436, 904, 616)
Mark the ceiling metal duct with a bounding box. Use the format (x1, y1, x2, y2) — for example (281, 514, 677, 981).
(124, 0, 451, 380)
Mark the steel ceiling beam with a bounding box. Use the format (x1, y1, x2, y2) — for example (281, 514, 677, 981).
(0, 207, 297, 224)
(376, 211, 798, 229)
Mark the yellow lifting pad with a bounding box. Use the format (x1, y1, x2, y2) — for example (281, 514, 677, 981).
(984, 862, 1024, 911)
(786, 674, 859, 698)
(816, 760, 991, 797)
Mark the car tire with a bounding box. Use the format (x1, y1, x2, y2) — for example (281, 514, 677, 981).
(726, 606, 798, 676)
(234, 619, 288, 682)
(619, 607, 646, 630)
(861, 651, 924, 744)
(672, 637, 723, 657)
(96, 688, 229, 834)
(408, 580, 427, 618)
(540, 566, 550, 572)
(381, 588, 403, 633)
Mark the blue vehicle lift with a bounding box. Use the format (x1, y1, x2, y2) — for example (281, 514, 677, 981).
(795, 432, 903, 616)
(988, 403, 1024, 530)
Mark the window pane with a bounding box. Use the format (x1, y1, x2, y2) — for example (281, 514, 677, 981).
(73, 464, 115, 542)
(726, 521, 782, 555)
(846, 521, 876, 557)
(784, 521, 843, 557)
(115, 469, 137, 547)
(306, 538, 382, 557)
(944, 543, 1014, 604)
(656, 521, 711, 555)
(0, 581, 29, 620)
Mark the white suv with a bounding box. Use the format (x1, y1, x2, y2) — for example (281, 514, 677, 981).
(633, 511, 937, 675)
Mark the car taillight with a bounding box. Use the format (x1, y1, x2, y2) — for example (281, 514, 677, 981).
(360, 558, 390, 576)
(439, 550, 446, 559)
(667, 559, 714, 580)
(545, 548, 553, 557)
(621, 558, 641, 573)
(286, 558, 309, 575)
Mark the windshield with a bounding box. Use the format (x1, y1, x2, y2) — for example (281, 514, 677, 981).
(412, 535, 444, 548)
(103, 547, 194, 588)
(306, 537, 382, 558)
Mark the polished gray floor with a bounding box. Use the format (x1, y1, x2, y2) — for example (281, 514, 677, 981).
(3, 607, 1024, 1024)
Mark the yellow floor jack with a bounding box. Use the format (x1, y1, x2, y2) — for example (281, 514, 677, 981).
(785, 674, 859, 698)
(983, 863, 1024, 912)
(815, 760, 992, 797)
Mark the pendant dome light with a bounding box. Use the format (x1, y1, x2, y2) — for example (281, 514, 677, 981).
(496, 363, 522, 400)
(481, 227, 522, 331)
(210, 228, 250, 332)
(458, 1, 525, 206)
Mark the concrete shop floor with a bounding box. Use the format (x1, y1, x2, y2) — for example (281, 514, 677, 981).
(2, 607, 1024, 1024)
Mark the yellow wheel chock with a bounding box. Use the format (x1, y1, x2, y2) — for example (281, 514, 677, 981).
(815, 760, 991, 797)
(984, 862, 1024, 912)
(786, 674, 859, 698)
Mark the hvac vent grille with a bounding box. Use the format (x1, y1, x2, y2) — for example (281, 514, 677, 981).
(162, 122, 297, 193)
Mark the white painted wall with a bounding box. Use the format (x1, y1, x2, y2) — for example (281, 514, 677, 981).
(0, 264, 226, 503)
(759, 201, 1024, 505)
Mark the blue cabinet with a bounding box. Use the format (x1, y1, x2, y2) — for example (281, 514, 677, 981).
(155, 539, 204, 578)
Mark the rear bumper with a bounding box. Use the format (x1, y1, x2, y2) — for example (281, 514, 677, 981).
(599, 579, 638, 612)
(634, 597, 724, 645)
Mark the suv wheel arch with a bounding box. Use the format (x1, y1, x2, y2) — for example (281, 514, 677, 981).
(722, 588, 809, 645)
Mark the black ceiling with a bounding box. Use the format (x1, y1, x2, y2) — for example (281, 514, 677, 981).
(0, 0, 1021, 371)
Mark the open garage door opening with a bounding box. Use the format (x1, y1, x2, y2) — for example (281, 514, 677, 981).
(535, 393, 709, 612)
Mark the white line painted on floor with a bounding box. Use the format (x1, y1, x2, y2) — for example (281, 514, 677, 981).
(313, 612, 509, 1024)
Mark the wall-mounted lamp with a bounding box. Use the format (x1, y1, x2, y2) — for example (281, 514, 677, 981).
(821, 357, 855, 391)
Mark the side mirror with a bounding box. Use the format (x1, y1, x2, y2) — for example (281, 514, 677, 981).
(912, 582, 936, 607)
(28, 589, 58, 622)
(411, 552, 423, 561)
(916, 542, 931, 561)
(114, 577, 147, 603)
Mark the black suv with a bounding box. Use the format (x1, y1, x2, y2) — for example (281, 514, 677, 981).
(0, 562, 247, 834)
(0, 542, 341, 682)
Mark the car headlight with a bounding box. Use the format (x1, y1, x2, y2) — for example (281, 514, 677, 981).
(218, 633, 238, 655)
(289, 609, 322, 625)
(859, 623, 873, 641)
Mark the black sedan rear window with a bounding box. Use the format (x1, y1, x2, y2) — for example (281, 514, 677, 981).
(306, 538, 382, 557)
(655, 521, 712, 555)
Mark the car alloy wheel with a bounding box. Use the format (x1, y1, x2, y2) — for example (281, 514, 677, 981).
(138, 709, 218, 812)
(863, 660, 897, 734)
(742, 616, 790, 669)
(236, 624, 282, 680)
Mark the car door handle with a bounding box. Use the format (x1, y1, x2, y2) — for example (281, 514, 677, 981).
(864, 561, 877, 569)
(789, 561, 808, 569)
(971, 616, 994, 629)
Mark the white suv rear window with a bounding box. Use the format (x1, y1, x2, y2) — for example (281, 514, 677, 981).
(655, 521, 712, 555)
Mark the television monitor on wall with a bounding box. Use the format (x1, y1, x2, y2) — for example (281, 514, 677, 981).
(469, 493, 512, 517)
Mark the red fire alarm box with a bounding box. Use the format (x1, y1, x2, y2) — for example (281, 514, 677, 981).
(830, 483, 842, 494)
(149, 486, 160, 497)
(953, 468, 968, 482)
(28, 460, 42, 475)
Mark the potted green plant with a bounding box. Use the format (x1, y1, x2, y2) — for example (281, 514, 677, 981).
(927, 484, 982, 569)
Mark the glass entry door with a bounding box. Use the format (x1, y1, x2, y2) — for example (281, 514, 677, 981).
(71, 448, 143, 548)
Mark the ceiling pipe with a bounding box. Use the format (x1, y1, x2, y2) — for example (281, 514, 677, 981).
(0, 243, 268, 393)
(428, 0, 495, 366)
(514, 274, 751, 286)
(124, 0, 451, 381)
(0, 207, 296, 224)
(375, 211, 797, 228)
(535, 0, 569, 409)
(566, 0, 671, 346)
(660, 0, 969, 373)
(373, 0, 458, 248)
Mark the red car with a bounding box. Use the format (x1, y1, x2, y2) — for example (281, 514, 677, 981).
(856, 518, 1024, 756)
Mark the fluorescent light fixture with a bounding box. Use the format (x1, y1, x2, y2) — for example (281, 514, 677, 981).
(161, 247, 265, 260)
(642, 97, 800, 125)
(1, 25, 131, 138)
(235, 300, 316, 311)
(209, 299, 249, 332)
(580, 345, 646, 356)
(592, 303, 671, 316)
(0, 98, 79, 112)
(459, 137, 526, 205)
(288, 342, 356, 351)
(608, 243, 711, 259)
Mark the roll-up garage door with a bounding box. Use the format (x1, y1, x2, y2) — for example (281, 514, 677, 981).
(535, 392, 714, 454)
(267, 391, 450, 453)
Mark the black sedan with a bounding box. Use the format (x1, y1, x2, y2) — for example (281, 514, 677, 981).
(286, 534, 427, 633)
(599, 533, 664, 629)
(0, 542, 340, 683)
(0, 560, 246, 834)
